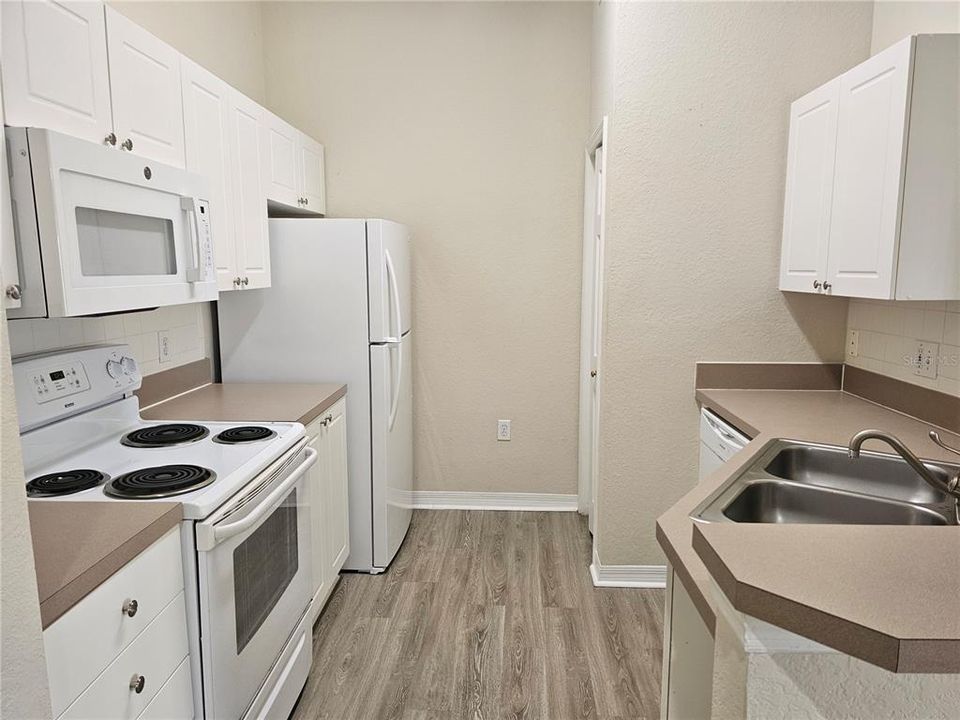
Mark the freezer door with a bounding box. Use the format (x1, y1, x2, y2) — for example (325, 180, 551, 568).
(367, 220, 411, 342)
(369, 331, 413, 569)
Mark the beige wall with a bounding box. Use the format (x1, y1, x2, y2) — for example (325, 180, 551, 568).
(871, 0, 960, 53)
(595, 2, 872, 566)
(109, 0, 268, 104)
(1, 310, 52, 720)
(261, 2, 592, 495)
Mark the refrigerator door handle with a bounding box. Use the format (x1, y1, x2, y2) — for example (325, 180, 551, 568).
(384, 248, 403, 341)
(385, 248, 404, 431)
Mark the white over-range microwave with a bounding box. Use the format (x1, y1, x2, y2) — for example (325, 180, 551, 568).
(6, 127, 216, 318)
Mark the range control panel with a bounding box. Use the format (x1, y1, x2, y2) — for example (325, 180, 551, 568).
(13, 345, 142, 432)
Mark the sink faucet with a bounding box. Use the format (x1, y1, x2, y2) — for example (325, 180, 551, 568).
(848, 429, 960, 498)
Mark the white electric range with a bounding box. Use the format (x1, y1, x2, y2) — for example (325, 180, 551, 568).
(15, 344, 317, 720)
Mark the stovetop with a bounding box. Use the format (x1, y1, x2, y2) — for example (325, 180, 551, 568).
(20, 397, 304, 519)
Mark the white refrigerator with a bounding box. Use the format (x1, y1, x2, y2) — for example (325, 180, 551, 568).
(218, 219, 413, 572)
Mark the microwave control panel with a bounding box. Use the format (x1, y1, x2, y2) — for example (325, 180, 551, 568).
(184, 198, 214, 282)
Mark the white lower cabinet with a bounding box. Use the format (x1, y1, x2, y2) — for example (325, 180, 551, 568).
(305, 397, 350, 624)
(44, 528, 193, 720)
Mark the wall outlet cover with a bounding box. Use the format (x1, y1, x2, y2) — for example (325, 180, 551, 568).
(847, 329, 859, 358)
(914, 341, 939, 379)
(497, 419, 511, 441)
(159, 330, 173, 363)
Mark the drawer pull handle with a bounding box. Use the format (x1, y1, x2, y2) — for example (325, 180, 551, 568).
(122, 598, 139, 618)
(129, 674, 145, 694)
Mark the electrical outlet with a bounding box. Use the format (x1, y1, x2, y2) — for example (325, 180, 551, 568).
(497, 419, 511, 441)
(914, 341, 939, 379)
(158, 331, 173, 363)
(846, 329, 859, 358)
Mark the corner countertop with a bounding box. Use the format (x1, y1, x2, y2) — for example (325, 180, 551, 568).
(29, 501, 182, 629)
(141, 382, 347, 426)
(657, 388, 960, 674)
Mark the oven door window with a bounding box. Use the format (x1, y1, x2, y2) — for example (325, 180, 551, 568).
(233, 488, 299, 654)
(76, 207, 177, 277)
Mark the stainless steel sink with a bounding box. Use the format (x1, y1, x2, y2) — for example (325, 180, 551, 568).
(693, 439, 960, 526)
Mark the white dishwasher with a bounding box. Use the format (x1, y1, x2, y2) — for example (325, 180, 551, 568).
(699, 407, 750, 481)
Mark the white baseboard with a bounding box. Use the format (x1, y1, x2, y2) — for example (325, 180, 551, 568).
(410, 490, 578, 512)
(590, 550, 667, 588)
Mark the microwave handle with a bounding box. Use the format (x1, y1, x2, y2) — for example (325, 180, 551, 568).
(181, 196, 203, 283)
(197, 447, 317, 550)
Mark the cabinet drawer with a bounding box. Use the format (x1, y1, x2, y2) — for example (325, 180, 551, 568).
(137, 656, 193, 720)
(60, 592, 189, 720)
(45, 528, 184, 717)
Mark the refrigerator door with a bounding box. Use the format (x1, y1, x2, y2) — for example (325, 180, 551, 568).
(367, 220, 411, 342)
(369, 331, 413, 569)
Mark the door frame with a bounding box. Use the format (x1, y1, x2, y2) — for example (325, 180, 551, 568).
(578, 117, 608, 533)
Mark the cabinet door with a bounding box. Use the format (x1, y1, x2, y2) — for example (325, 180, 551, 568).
(227, 91, 271, 289)
(826, 37, 913, 299)
(182, 59, 236, 292)
(298, 134, 326, 215)
(306, 428, 330, 610)
(104, 7, 185, 167)
(263, 113, 300, 208)
(324, 400, 350, 579)
(1, 0, 113, 145)
(1, 88, 23, 310)
(779, 79, 839, 293)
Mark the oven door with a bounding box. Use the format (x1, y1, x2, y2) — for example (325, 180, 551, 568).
(10, 127, 216, 317)
(195, 442, 316, 720)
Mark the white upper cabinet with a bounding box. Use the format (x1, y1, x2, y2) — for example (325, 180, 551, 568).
(825, 39, 912, 299)
(264, 115, 300, 208)
(299, 134, 327, 215)
(263, 110, 326, 215)
(181, 59, 235, 292)
(1, 1, 113, 145)
(228, 91, 271, 290)
(1, 85, 23, 310)
(104, 7, 185, 167)
(779, 79, 840, 293)
(780, 35, 959, 300)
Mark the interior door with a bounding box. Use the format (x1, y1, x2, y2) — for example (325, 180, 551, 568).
(105, 7, 185, 168)
(578, 119, 607, 536)
(779, 79, 840, 293)
(228, 90, 271, 289)
(1, 0, 113, 145)
(181, 59, 236, 292)
(826, 36, 913, 299)
(370, 333, 413, 570)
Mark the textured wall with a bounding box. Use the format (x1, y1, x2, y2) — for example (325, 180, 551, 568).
(596, 2, 871, 565)
(261, 2, 592, 495)
(108, 1, 268, 104)
(1, 309, 52, 720)
(871, 0, 960, 53)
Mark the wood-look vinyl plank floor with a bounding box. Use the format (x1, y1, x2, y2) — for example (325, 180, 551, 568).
(291, 510, 664, 720)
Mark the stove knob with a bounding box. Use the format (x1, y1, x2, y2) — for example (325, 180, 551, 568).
(120, 356, 138, 375)
(106, 359, 123, 379)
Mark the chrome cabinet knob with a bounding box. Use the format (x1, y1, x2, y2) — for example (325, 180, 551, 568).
(129, 674, 145, 694)
(104, 132, 117, 146)
(242, 277, 249, 286)
(590, 370, 597, 378)
(121, 598, 138, 617)
(813, 280, 822, 290)
(121, 138, 134, 151)
(822, 282, 832, 291)
(304, 198, 309, 206)
(233, 277, 242, 287)
(5, 284, 22, 300)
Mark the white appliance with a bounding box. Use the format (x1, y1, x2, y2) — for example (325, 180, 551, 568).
(6, 128, 216, 318)
(218, 218, 413, 573)
(15, 345, 316, 720)
(698, 407, 750, 481)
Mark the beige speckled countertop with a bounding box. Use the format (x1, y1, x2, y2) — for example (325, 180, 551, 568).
(142, 383, 347, 426)
(29, 501, 182, 629)
(656, 389, 960, 674)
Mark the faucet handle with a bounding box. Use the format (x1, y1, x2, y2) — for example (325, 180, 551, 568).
(929, 430, 960, 458)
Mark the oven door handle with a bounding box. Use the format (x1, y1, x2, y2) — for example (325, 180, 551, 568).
(198, 447, 317, 550)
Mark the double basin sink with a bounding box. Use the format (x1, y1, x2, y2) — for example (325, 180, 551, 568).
(693, 440, 960, 526)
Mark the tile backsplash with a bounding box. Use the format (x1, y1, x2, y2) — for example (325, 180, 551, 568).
(846, 300, 960, 398)
(6, 302, 215, 377)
